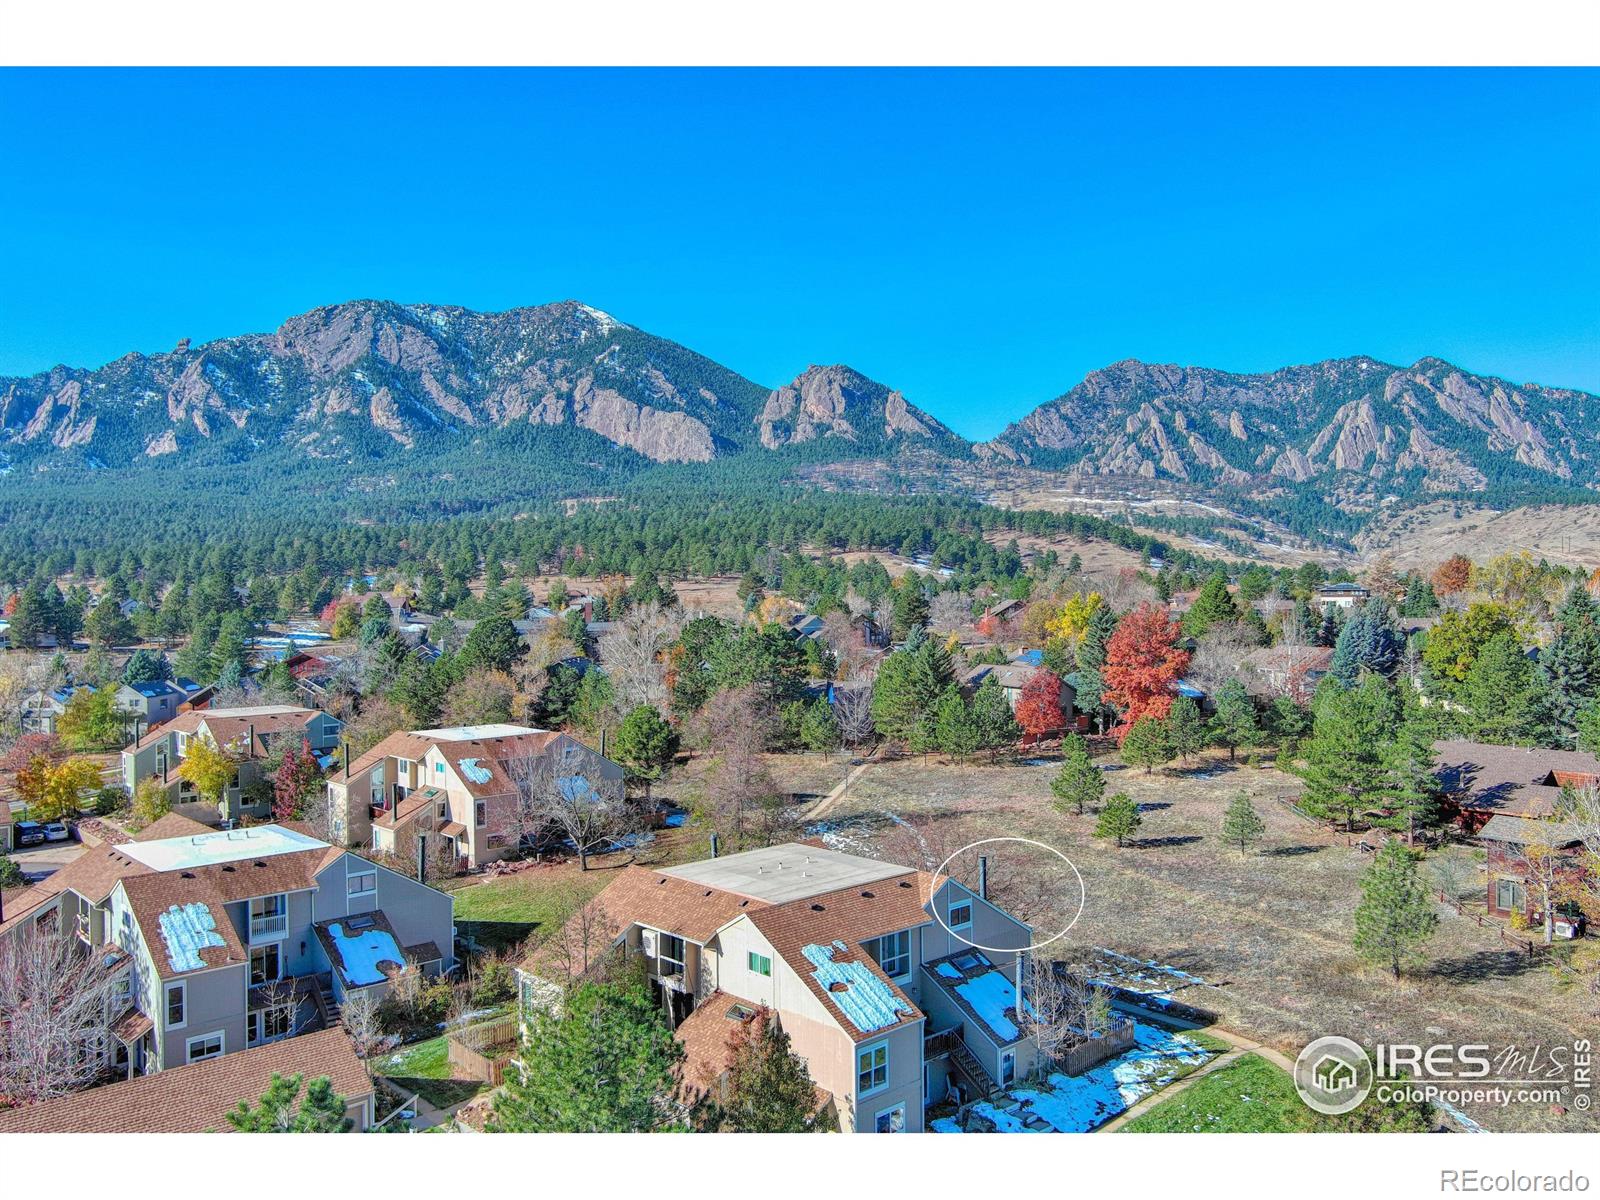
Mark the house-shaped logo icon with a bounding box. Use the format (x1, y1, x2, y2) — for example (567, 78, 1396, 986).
(1293, 1036, 1373, 1115)
(1313, 1054, 1358, 1094)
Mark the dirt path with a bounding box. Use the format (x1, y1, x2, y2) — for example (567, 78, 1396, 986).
(800, 749, 882, 823)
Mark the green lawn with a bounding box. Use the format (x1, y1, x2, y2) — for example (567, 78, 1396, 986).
(373, 1035, 486, 1109)
(1122, 1054, 1317, 1133)
(447, 867, 613, 954)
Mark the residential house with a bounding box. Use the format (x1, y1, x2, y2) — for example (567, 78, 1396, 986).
(1434, 739, 1600, 831)
(0, 820, 453, 1081)
(1477, 814, 1591, 933)
(962, 662, 1084, 731)
(121, 705, 344, 826)
(517, 841, 1037, 1133)
(1239, 645, 1334, 699)
(326, 723, 624, 869)
(19, 684, 93, 735)
(1312, 582, 1370, 609)
(114, 680, 188, 731)
(0, 1025, 375, 1133)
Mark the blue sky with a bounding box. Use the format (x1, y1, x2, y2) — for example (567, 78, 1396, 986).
(1, 68, 1595, 439)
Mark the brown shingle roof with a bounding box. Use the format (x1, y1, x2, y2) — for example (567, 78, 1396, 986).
(132, 707, 321, 756)
(133, 812, 217, 842)
(118, 872, 248, 978)
(0, 1027, 371, 1133)
(1435, 739, 1600, 819)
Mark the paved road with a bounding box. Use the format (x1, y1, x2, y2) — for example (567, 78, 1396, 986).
(8, 840, 87, 884)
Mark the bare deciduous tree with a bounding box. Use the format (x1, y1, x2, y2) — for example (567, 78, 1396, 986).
(507, 752, 639, 870)
(336, 985, 392, 1059)
(833, 680, 876, 752)
(1022, 957, 1114, 1069)
(691, 687, 786, 847)
(598, 600, 683, 714)
(0, 924, 123, 1103)
(928, 592, 971, 634)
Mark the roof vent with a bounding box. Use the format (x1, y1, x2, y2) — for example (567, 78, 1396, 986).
(861, 890, 874, 899)
(739, 900, 749, 907)
(180, 871, 195, 879)
(811, 903, 825, 912)
(222, 865, 235, 872)
(828, 981, 849, 993)
(704, 890, 713, 897)
(898, 880, 913, 889)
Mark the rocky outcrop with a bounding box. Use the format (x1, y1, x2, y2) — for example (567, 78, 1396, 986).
(569, 375, 715, 463)
(757, 364, 962, 454)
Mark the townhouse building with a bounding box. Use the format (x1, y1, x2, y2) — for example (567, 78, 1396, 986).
(121, 705, 343, 826)
(0, 816, 454, 1081)
(518, 841, 1038, 1132)
(325, 722, 623, 869)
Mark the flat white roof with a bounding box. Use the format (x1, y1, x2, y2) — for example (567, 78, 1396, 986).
(121, 824, 329, 872)
(200, 705, 313, 718)
(660, 842, 910, 904)
(411, 724, 547, 741)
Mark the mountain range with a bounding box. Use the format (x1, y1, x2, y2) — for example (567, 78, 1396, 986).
(2, 298, 1595, 535)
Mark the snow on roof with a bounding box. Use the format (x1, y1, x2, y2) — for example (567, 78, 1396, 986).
(412, 723, 545, 741)
(457, 757, 493, 785)
(955, 967, 1036, 1043)
(121, 823, 328, 872)
(326, 921, 405, 987)
(158, 902, 227, 973)
(801, 940, 914, 1034)
(935, 961, 962, 980)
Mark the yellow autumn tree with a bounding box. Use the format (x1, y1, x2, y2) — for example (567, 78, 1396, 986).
(177, 734, 240, 806)
(31, 757, 104, 821)
(1049, 592, 1105, 645)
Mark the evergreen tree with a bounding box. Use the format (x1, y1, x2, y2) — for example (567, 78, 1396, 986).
(1463, 630, 1551, 745)
(970, 674, 1020, 758)
(1300, 675, 1395, 831)
(1049, 734, 1103, 815)
(1578, 702, 1600, 755)
(1328, 599, 1403, 686)
(121, 648, 172, 685)
(84, 598, 134, 649)
(1353, 839, 1437, 980)
(227, 1073, 352, 1132)
(1207, 678, 1261, 760)
(459, 614, 524, 674)
(1541, 591, 1600, 743)
(613, 705, 679, 794)
(1181, 571, 1239, 638)
(1163, 696, 1205, 764)
(1400, 575, 1438, 617)
(1376, 717, 1440, 846)
(870, 633, 952, 745)
(489, 978, 684, 1132)
(1073, 603, 1119, 733)
(700, 1008, 824, 1132)
(799, 697, 841, 755)
(1120, 715, 1172, 774)
(1094, 792, 1142, 847)
(890, 585, 929, 640)
(932, 684, 980, 758)
(1220, 790, 1266, 853)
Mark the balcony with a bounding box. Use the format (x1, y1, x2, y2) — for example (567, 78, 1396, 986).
(249, 913, 288, 939)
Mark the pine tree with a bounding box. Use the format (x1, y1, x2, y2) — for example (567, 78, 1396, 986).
(488, 979, 684, 1132)
(121, 649, 172, 685)
(932, 685, 980, 759)
(1163, 696, 1205, 764)
(1377, 719, 1440, 846)
(1049, 734, 1103, 815)
(1353, 839, 1437, 980)
(614, 705, 679, 794)
(1463, 630, 1551, 745)
(1094, 792, 1142, 847)
(1220, 790, 1266, 853)
(1207, 678, 1261, 760)
(1579, 703, 1600, 755)
(799, 697, 841, 755)
(1299, 675, 1394, 831)
(1328, 600, 1403, 687)
(890, 586, 930, 640)
(1181, 571, 1240, 638)
(1074, 604, 1119, 733)
(1120, 715, 1172, 774)
(700, 1008, 823, 1132)
(227, 1072, 352, 1132)
(970, 674, 1020, 759)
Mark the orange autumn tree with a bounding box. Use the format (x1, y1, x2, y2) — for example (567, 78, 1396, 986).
(1103, 602, 1191, 740)
(1431, 554, 1474, 597)
(1015, 670, 1064, 738)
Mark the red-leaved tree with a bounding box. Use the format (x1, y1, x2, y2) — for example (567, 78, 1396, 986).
(273, 738, 325, 823)
(1103, 602, 1191, 740)
(1015, 670, 1064, 738)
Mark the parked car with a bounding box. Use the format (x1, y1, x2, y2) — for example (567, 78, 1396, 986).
(15, 821, 45, 846)
(41, 822, 71, 842)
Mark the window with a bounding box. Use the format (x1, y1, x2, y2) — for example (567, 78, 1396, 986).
(748, 951, 772, 977)
(868, 930, 911, 979)
(250, 1006, 292, 1046)
(1495, 878, 1525, 913)
(347, 871, 377, 898)
(250, 942, 281, 986)
(435, 761, 444, 773)
(1001, 1051, 1016, 1086)
(474, 800, 486, 827)
(76, 905, 91, 943)
(948, 902, 973, 931)
(185, 1031, 224, 1063)
(249, 894, 287, 939)
(109, 975, 132, 1011)
(857, 1041, 889, 1095)
(658, 933, 686, 975)
(874, 1103, 906, 1133)
(165, 982, 186, 1028)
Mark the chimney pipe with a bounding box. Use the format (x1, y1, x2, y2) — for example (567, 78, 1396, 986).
(710, 832, 720, 859)
(978, 855, 989, 901)
(343, 743, 350, 776)
(416, 832, 427, 884)
(599, 728, 607, 758)
(248, 723, 255, 757)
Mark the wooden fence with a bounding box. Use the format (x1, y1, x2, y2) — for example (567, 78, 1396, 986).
(1061, 1018, 1137, 1077)
(447, 1015, 519, 1085)
(1434, 889, 1552, 962)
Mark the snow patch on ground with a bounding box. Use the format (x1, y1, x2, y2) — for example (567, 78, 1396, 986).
(1087, 947, 1211, 999)
(931, 1023, 1214, 1133)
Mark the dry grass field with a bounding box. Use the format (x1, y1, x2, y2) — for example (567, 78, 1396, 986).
(1358, 501, 1600, 571)
(754, 746, 1598, 1133)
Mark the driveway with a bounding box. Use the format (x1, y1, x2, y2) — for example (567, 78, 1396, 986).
(8, 840, 87, 883)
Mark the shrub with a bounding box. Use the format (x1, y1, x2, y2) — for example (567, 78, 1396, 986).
(92, 785, 127, 817)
